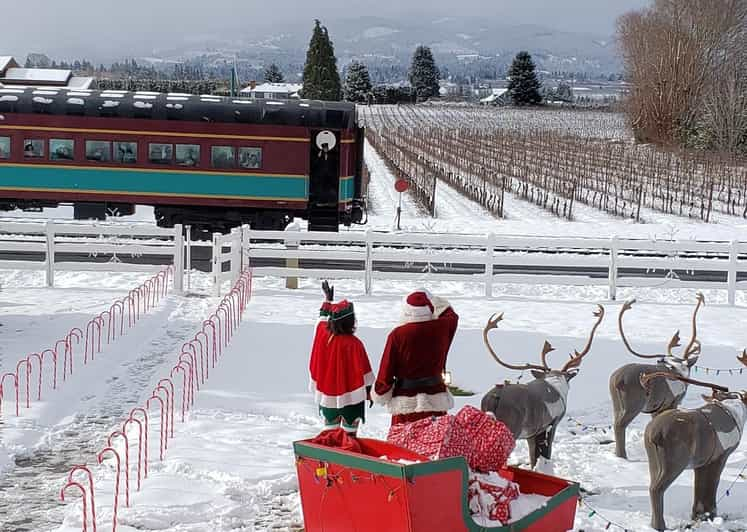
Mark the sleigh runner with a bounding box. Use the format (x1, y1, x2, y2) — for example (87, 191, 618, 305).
(294, 436, 579, 532)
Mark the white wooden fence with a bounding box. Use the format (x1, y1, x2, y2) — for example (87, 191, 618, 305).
(245, 229, 747, 305)
(0, 221, 184, 291)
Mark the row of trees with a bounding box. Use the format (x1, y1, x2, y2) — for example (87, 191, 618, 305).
(618, 0, 747, 154)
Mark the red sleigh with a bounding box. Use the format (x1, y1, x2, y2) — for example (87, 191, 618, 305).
(294, 437, 579, 532)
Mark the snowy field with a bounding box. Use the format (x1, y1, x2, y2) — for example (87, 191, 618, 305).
(0, 270, 738, 531)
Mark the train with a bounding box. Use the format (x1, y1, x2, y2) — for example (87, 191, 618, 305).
(0, 87, 366, 235)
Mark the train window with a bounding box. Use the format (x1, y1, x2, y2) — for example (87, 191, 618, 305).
(175, 144, 200, 167)
(0, 137, 9, 159)
(114, 142, 137, 164)
(23, 139, 45, 159)
(211, 146, 235, 169)
(50, 139, 75, 161)
(239, 147, 262, 169)
(149, 143, 173, 164)
(86, 141, 112, 162)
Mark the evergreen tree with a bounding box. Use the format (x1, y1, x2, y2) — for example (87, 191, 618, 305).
(554, 82, 574, 103)
(409, 46, 440, 102)
(507, 51, 543, 106)
(300, 20, 342, 101)
(264, 63, 284, 83)
(344, 61, 373, 103)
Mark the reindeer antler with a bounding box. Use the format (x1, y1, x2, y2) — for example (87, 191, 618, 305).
(618, 299, 666, 359)
(540, 341, 555, 369)
(483, 313, 551, 373)
(666, 331, 681, 357)
(560, 305, 605, 373)
(678, 292, 704, 360)
(640, 371, 729, 393)
(737, 349, 747, 368)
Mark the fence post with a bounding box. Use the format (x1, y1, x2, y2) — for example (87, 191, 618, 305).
(185, 225, 192, 292)
(45, 221, 55, 287)
(212, 232, 221, 297)
(608, 236, 618, 302)
(485, 233, 495, 298)
(364, 229, 373, 295)
(230, 227, 241, 283)
(173, 224, 184, 293)
(284, 223, 300, 290)
(727, 239, 738, 306)
(241, 224, 251, 271)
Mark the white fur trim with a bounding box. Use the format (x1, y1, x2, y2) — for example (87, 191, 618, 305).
(430, 295, 451, 318)
(311, 381, 369, 409)
(387, 391, 454, 416)
(371, 385, 393, 406)
(363, 371, 375, 387)
(400, 290, 435, 324)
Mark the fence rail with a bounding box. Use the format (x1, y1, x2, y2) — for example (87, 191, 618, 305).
(246, 229, 747, 305)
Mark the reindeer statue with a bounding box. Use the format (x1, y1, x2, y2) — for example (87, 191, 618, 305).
(642, 352, 747, 531)
(481, 305, 605, 468)
(609, 293, 705, 458)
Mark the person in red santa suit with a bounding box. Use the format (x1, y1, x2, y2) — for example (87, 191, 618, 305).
(372, 290, 459, 425)
(309, 282, 374, 435)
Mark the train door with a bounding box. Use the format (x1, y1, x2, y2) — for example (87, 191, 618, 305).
(308, 129, 340, 231)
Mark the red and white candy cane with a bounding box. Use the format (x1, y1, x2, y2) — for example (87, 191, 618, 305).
(178, 351, 198, 395)
(146, 395, 166, 461)
(60, 481, 89, 532)
(122, 417, 144, 491)
(107, 431, 130, 507)
(26, 353, 43, 402)
(129, 407, 149, 478)
(42, 348, 59, 389)
(97, 447, 122, 532)
(1, 372, 19, 416)
(169, 364, 190, 422)
(202, 319, 220, 359)
(110, 300, 125, 338)
(157, 378, 175, 438)
(15, 359, 32, 409)
(67, 465, 97, 532)
(182, 342, 203, 385)
(153, 385, 172, 448)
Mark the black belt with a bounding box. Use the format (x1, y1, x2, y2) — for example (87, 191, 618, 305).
(395, 376, 443, 390)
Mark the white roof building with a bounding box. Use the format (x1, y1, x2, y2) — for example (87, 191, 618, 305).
(240, 82, 302, 100)
(0, 56, 94, 90)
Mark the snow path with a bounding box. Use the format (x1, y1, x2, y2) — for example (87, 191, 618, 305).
(0, 280, 214, 531)
(54, 279, 747, 531)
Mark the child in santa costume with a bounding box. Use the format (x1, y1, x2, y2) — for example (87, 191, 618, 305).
(372, 289, 459, 425)
(309, 283, 374, 434)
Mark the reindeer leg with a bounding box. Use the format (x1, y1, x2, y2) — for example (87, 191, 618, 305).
(527, 435, 539, 470)
(692, 454, 728, 522)
(646, 439, 688, 531)
(535, 423, 557, 462)
(610, 375, 643, 460)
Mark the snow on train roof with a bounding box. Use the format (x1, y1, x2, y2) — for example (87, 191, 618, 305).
(0, 88, 358, 129)
(3, 67, 71, 83)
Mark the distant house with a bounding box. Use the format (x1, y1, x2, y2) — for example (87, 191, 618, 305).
(0, 56, 93, 89)
(480, 88, 510, 106)
(240, 82, 302, 100)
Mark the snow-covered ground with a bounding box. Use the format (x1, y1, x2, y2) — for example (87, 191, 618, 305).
(11, 272, 737, 532)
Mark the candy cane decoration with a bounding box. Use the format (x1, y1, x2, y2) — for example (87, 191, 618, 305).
(67, 465, 97, 532)
(107, 431, 130, 507)
(110, 300, 124, 338)
(15, 359, 31, 409)
(26, 353, 43, 402)
(178, 353, 197, 398)
(122, 417, 144, 491)
(189, 338, 207, 382)
(84, 320, 101, 364)
(42, 348, 59, 389)
(99, 310, 113, 344)
(0, 372, 19, 416)
(169, 365, 190, 422)
(97, 447, 121, 532)
(202, 320, 220, 360)
(146, 395, 165, 460)
(194, 329, 214, 369)
(153, 385, 172, 449)
(157, 378, 175, 438)
(60, 481, 89, 532)
(182, 342, 204, 384)
(129, 407, 149, 478)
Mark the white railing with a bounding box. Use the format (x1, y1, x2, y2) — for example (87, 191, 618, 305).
(0, 221, 184, 291)
(245, 229, 747, 305)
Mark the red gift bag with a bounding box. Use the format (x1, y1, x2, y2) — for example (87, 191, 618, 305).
(456, 405, 515, 473)
(468, 473, 521, 524)
(387, 414, 472, 460)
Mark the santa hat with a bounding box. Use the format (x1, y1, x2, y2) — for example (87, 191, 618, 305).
(400, 290, 435, 324)
(330, 300, 355, 321)
(318, 301, 332, 318)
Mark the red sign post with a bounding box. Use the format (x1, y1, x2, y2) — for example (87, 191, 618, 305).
(394, 179, 409, 230)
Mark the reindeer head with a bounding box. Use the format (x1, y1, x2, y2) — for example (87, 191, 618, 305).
(483, 305, 605, 382)
(619, 292, 704, 368)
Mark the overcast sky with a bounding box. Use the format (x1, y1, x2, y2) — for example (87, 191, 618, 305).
(1, 0, 650, 60)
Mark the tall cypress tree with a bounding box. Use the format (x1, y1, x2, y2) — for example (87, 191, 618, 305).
(344, 61, 373, 103)
(264, 63, 285, 83)
(300, 20, 342, 101)
(507, 51, 543, 106)
(409, 46, 440, 102)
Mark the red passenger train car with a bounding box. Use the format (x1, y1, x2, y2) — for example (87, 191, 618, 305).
(0, 87, 365, 234)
